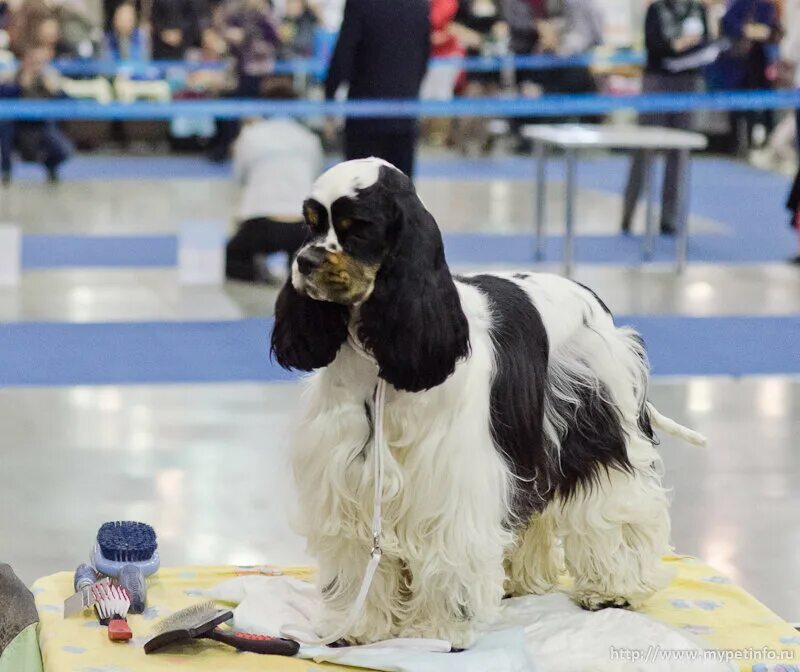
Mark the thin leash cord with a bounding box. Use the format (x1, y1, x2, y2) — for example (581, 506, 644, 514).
(281, 337, 385, 647)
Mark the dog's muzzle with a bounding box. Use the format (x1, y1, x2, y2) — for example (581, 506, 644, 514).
(296, 246, 326, 276)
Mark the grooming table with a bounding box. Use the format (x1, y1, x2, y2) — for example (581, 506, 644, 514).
(32, 557, 800, 672)
(522, 124, 708, 276)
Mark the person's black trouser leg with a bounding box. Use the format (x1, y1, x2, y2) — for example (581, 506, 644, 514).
(383, 131, 416, 178)
(226, 217, 307, 281)
(39, 122, 73, 171)
(796, 108, 800, 153)
(0, 121, 14, 176)
(622, 150, 646, 231)
(344, 128, 417, 178)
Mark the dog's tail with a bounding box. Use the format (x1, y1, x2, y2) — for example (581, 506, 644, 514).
(646, 403, 707, 448)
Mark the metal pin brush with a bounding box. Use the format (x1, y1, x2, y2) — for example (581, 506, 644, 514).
(144, 601, 299, 656)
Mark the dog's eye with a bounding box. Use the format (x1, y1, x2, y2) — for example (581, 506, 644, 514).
(340, 220, 371, 243)
(304, 207, 326, 234)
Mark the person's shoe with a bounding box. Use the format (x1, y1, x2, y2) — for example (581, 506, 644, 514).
(46, 166, 59, 184)
(789, 255, 800, 265)
(621, 217, 632, 235)
(660, 221, 677, 236)
(1, 170, 10, 186)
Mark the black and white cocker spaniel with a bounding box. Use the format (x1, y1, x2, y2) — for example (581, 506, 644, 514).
(270, 158, 705, 648)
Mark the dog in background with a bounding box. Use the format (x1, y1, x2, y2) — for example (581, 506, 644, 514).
(271, 158, 706, 647)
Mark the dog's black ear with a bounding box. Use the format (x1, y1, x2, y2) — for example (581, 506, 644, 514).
(270, 279, 349, 371)
(358, 175, 469, 392)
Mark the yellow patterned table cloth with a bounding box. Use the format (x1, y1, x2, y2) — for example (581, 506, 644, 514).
(32, 556, 800, 672)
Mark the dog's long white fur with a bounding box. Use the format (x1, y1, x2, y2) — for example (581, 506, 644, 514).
(291, 272, 695, 647)
(646, 403, 708, 447)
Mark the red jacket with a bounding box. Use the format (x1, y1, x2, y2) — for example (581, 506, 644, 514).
(430, 0, 463, 57)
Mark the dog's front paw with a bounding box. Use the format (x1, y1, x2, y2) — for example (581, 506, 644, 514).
(400, 621, 477, 650)
(573, 589, 631, 611)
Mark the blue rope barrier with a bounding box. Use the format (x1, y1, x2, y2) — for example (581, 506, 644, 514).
(0, 50, 645, 79)
(0, 89, 797, 120)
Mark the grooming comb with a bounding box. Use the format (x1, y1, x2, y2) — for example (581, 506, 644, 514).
(144, 601, 299, 656)
(92, 582, 132, 641)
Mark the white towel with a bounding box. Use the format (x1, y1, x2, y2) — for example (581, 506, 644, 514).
(203, 576, 736, 672)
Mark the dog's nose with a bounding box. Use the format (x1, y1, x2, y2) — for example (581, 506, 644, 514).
(296, 247, 326, 276)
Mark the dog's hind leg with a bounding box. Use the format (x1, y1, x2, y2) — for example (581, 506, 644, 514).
(504, 507, 564, 597)
(557, 447, 673, 611)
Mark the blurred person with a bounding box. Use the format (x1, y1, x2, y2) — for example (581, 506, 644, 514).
(782, 0, 799, 150)
(35, 14, 60, 49)
(0, 45, 72, 184)
(559, 0, 603, 58)
(500, 0, 545, 93)
(278, 0, 318, 58)
(217, 0, 279, 95)
(9, 0, 55, 55)
(705, 0, 727, 38)
(325, 0, 430, 177)
(534, 0, 603, 100)
(103, 0, 139, 30)
(788, 165, 800, 263)
(420, 0, 463, 101)
(451, 0, 507, 153)
(719, 0, 781, 152)
(621, 0, 710, 236)
(170, 27, 231, 150)
(104, 2, 148, 59)
(0, 0, 10, 32)
(420, 0, 464, 146)
(151, 0, 208, 59)
(207, 0, 280, 161)
(54, 0, 99, 58)
(225, 80, 324, 282)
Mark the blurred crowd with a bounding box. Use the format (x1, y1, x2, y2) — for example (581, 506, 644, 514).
(0, 0, 797, 176)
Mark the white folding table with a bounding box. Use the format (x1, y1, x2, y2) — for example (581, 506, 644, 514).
(522, 124, 708, 276)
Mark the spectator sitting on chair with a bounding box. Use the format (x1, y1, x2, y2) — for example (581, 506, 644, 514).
(151, 0, 208, 59)
(207, 0, 280, 162)
(278, 0, 319, 58)
(8, 0, 53, 56)
(225, 80, 324, 283)
(55, 0, 100, 58)
(218, 0, 280, 96)
(0, 45, 73, 185)
(104, 2, 148, 60)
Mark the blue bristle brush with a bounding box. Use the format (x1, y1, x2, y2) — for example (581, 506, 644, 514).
(92, 521, 160, 579)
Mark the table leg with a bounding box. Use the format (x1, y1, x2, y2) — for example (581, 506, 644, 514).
(643, 151, 657, 261)
(676, 149, 691, 273)
(534, 141, 547, 261)
(564, 148, 577, 277)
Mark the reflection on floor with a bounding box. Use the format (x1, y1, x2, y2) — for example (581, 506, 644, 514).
(0, 154, 798, 624)
(3, 379, 799, 621)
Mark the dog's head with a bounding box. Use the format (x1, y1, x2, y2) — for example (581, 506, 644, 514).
(270, 158, 469, 392)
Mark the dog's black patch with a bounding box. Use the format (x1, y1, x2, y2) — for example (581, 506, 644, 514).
(458, 274, 551, 518)
(572, 280, 612, 316)
(584, 598, 631, 611)
(458, 274, 634, 518)
(551, 376, 633, 501)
